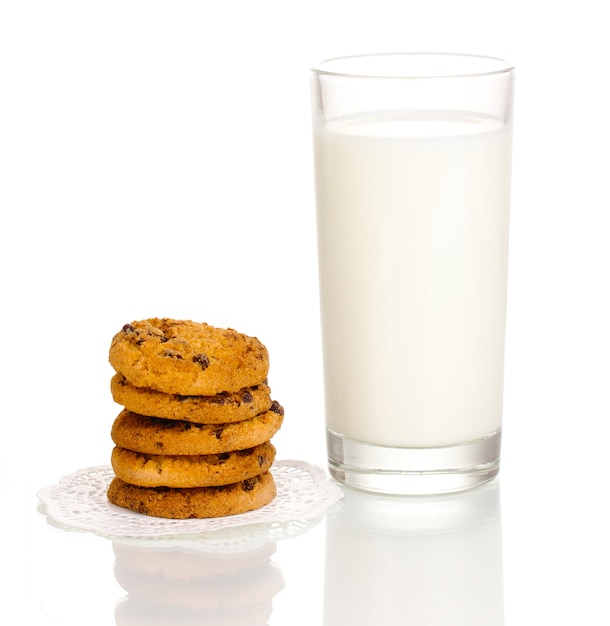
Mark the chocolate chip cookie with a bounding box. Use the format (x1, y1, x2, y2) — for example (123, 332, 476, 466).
(110, 441, 276, 488)
(110, 373, 273, 424)
(107, 471, 276, 519)
(109, 318, 269, 395)
(111, 403, 284, 455)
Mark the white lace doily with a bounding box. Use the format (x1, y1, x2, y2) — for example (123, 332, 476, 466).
(37, 461, 343, 543)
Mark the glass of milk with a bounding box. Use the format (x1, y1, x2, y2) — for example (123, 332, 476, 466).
(310, 53, 515, 494)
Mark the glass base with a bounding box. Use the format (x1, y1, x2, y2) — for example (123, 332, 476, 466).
(326, 428, 501, 495)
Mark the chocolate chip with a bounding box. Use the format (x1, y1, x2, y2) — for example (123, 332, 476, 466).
(150, 417, 177, 430)
(121, 323, 144, 344)
(213, 428, 224, 440)
(176, 394, 198, 402)
(162, 349, 183, 359)
(242, 478, 257, 491)
(241, 390, 253, 403)
(192, 353, 210, 370)
(207, 392, 229, 405)
(270, 400, 284, 416)
(257, 454, 266, 467)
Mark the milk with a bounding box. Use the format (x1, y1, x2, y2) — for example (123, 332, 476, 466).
(314, 111, 512, 448)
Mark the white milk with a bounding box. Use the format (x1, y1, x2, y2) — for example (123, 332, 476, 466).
(314, 111, 512, 448)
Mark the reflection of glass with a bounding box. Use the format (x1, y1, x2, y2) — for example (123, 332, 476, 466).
(113, 538, 284, 625)
(324, 481, 504, 625)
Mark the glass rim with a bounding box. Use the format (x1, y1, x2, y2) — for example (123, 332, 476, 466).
(311, 52, 515, 79)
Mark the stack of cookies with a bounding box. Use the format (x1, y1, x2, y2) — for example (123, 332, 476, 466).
(106, 318, 284, 519)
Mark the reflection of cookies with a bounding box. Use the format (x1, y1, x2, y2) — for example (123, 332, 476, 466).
(111, 541, 277, 579)
(107, 471, 276, 519)
(114, 560, 285, 611)
(111, 405, 284, 455)
(112, 540, 284, 625)
(115, 597, 273, 626)
(108, 318, 269, 395)
(111, 442, 276, 488)
(110, 373, 273, 424)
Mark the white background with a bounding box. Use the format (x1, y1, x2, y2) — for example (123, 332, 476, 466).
(1, 1, 609, 624)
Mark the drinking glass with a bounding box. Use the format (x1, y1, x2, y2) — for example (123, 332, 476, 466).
(310, 53, 515, 494)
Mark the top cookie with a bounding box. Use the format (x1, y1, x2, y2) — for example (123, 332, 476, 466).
(109, 318, 269, 395)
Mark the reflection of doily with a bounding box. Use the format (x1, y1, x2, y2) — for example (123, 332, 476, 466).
(37, 461, 343, 541)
